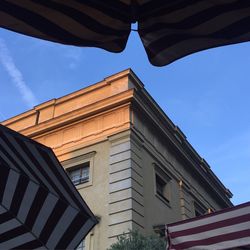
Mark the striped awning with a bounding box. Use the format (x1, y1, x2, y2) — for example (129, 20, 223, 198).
(166, 202, 250, 250)
(1, 1, 250, 66)
(0, 124, 97, 249)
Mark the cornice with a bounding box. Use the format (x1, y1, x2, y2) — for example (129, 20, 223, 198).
(2, 109, 37, 126)
(131, 89, 232, 207)
(2, 68, 134, 128)
(104, 68, 132, 83)
(19, 89, 134, 138)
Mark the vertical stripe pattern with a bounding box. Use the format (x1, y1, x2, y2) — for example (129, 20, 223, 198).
(0, 0, 130, 52)
(1, 0, 250, 66)
(166, 202, 250, 250)
(0, 124, 97, 249)
(138, 0, 250, 66)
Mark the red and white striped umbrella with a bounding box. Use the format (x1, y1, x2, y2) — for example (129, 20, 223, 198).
(166, 202, 250, 250)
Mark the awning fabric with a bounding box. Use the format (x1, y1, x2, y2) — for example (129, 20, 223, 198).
(0, 124, 97, 249)
(1, 0, 250, 66)
(166, 202, 250, 250)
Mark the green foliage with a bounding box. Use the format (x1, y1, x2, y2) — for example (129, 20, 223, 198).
(107, 230, 166, 250)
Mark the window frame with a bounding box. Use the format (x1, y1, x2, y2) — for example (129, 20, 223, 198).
(67, 162, 90, 186)
(193, 200, 207, 217)
(153, 163, 172, 206)
(62, 151, 95, 190)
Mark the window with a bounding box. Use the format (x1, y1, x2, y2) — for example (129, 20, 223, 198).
(156, 174, 170, 202)
(62, 151, 95, 189)
(194, 201, 206, 217)
(68, 162, 90, 186)
(76, 239, 85, 250)
(154, 164, 171, 204)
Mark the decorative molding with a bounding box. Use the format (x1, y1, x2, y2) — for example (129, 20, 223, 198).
(34, 106, 130, 151)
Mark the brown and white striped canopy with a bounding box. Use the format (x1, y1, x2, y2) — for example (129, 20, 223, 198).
(0, 124, 97, 249)
(1, 0, 250, 66)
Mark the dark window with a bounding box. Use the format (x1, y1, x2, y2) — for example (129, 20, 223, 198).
(67, 162, 89, 186)
(156, 174, 170, 202)
(194, 201, 206, 217)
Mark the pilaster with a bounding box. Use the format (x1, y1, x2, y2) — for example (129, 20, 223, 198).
(108, 131, 145, 244)
(179, 180, 193, 219)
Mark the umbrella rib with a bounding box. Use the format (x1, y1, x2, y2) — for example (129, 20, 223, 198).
(0, 203, 49, 249)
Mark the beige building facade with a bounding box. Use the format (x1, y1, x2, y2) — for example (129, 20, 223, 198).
(2, 69, 232, 249)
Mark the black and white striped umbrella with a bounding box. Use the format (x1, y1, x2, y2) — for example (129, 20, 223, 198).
(0, 124, 97, 249)
(1, 0, 250, 66)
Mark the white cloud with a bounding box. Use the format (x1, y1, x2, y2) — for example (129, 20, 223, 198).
(0, 38, 38, 108)
(22, 40, 83, 70)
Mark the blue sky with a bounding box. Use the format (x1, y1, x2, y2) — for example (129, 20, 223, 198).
(0, 27, 249, 205)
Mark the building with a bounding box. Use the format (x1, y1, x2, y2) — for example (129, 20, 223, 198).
(2, 69, 232, 250)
